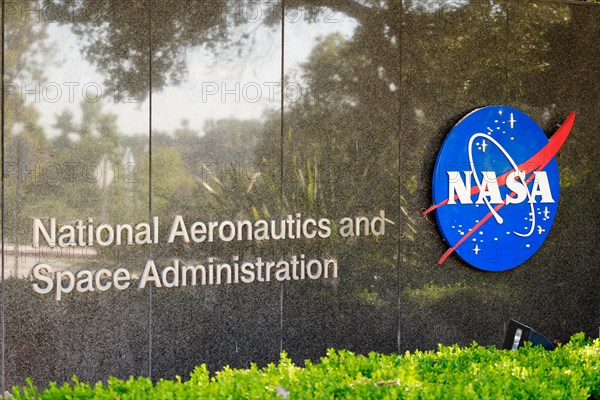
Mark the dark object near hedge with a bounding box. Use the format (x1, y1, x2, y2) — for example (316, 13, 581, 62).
(503, 319, 555, 351)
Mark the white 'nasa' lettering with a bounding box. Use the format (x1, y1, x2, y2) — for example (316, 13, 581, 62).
(447, 170, 554, 205)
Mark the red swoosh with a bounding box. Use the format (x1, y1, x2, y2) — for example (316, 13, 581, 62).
(426, 112, 575, 264)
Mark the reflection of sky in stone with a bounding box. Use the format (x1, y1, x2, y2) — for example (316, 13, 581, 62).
(406, 0, 469, 13)
(35, 17, 357, 137)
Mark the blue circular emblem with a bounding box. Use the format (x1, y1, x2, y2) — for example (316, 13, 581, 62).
(431, 106, 561, 272)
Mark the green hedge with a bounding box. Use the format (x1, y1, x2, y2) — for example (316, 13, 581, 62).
(12, 333, 599, 399)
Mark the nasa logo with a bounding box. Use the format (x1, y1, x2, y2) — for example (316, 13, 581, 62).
(425, 106, 575, 272)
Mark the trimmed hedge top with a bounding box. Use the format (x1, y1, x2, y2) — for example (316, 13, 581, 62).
(12, 333, 600, 399)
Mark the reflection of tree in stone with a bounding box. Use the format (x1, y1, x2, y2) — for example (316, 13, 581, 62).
(399, 2, 600, 347)
(202, 119, 262, 164)
(4, 0, 52, 273)
(49, 101, 123, 211)
(41, 0, 263, 100)
(5, 0, 51, 137)
(40, 0, 595, 118)
(40, 0, 399, 99)
(14, 0, 600, 348)
(532, 4, 600, 339)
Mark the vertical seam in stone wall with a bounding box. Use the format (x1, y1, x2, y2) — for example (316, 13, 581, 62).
(279, 0, 285, 356)
(396, 0, 404, 354)
(147, 0, 153, 381)
(505, 1, 510, 105)
(1, 0, 5, 394)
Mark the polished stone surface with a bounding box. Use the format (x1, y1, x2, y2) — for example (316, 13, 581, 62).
(4, 0, 151, 386)
(2, 0, 599, 390)
(148, 0, 282, 378)
(398, 0, 600, 351)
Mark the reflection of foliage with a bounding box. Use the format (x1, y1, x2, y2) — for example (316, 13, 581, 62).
(6, 0, 599, 352)
(5, 0, 51, 137)
(137, 147, 198, 216)
(3, 6, 51, 260)
(40, 0, 279, 100)
(261, 32, 399, 217)
(404, 282, 509, 307)
(356, 287, 388, 307)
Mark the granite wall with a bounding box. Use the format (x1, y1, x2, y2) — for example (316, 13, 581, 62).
(2, 0, 599, 391)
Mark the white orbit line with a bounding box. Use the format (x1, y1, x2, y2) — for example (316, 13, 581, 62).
(468, 133, 535, 237)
